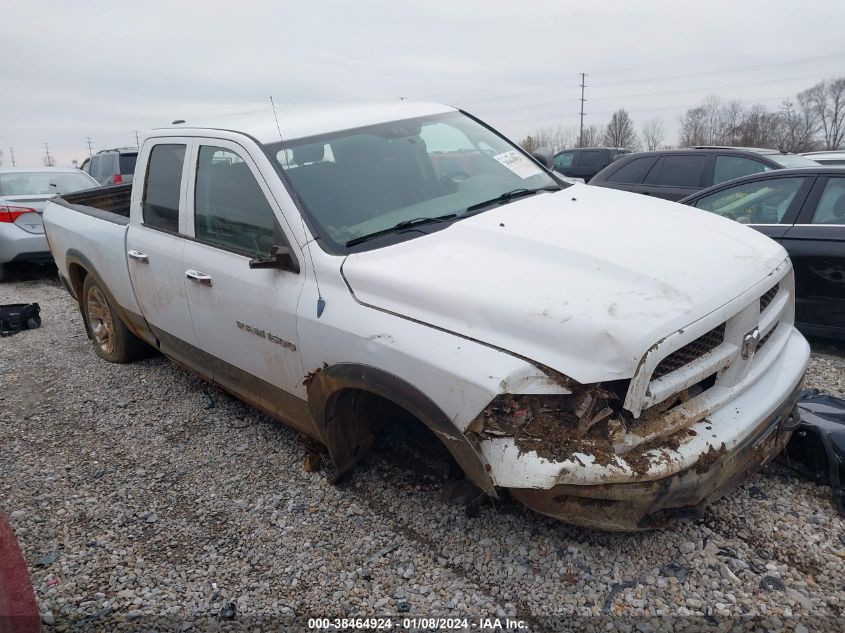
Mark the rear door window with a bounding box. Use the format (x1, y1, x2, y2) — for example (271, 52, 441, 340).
(809, 177, 845, 224)
(90, 156, 106, 183)
(644, 155, 707, 188)
(605, 157, 654, 184)
(142, 144, 186, 233)
(577, 150, 604, 167)
(713, 155, 772, 184)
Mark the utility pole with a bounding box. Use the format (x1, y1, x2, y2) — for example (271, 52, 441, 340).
(9, 148, 15, 167)
(44, 143, 54, 167)
(86, 137, 94, 156)
(578, 72, 587, 148)
(133, 131, 141, 148)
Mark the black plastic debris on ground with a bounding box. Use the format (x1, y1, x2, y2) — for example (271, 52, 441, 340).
(777, 389, 845, 517)
(760, 575, 786, 592)
(0, 303, 41, 337)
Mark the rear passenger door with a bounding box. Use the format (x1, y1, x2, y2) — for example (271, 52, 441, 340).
(781, 175, 845, 335)
(126, 139, 200, 358)
(634, 154, 710, 200)
(181, 140, 308, 413)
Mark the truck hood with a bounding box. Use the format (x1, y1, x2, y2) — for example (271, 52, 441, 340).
(341, 185, 787, 383)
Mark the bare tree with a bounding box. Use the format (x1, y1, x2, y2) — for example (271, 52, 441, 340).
(719, 100, 745, 145)
(804, 78, 845, 150)
(519, 135, 540, 153)
(641, 119, 666, 150)
(772, 97, 820, 152)
(578, 124, 603, 148)
(603, 110, 638, 149)
(678, 106, 708, 146)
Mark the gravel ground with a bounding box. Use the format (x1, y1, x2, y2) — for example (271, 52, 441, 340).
(2, 267, 844, 632)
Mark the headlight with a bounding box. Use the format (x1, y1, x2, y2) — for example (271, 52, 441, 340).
(467, 382, 631, 462)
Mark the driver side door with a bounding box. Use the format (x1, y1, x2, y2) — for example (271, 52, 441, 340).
(181, 139, 311, 430)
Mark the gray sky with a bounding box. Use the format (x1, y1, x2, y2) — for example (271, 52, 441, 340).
(2, 0, 844, 167)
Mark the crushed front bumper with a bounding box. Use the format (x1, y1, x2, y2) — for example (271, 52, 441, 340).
(511, 385, 801, 530)
(504, 327, 810, 531)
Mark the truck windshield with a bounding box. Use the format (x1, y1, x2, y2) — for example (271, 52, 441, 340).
(265, 111, 561, 252)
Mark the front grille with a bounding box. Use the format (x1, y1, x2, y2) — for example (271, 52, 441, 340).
(760, 283, 779, 313)
(652, 323, 726, 380)
(757, 323, 778, 351)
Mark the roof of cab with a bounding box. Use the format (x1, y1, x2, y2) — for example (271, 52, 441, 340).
(153, 101, 457, 145)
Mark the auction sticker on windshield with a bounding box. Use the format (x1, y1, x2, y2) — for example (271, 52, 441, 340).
(493, 150, 544, 179)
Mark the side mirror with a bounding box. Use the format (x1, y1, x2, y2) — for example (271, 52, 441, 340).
(531, 147, 554, 170)
(248, 245, 300, 273)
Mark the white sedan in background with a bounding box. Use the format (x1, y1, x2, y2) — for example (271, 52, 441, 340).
(0, 167, 99, 280)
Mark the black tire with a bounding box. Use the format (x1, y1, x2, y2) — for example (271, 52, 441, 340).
(82, 275, 148, 363)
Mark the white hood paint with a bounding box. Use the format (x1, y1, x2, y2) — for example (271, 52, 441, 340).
(342, 185, 787, 384)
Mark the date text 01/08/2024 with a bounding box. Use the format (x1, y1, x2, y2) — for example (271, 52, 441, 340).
(307, 617, 529, 630)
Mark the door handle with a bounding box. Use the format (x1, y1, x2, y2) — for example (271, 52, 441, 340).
(127, 249, 149, 263)
(185, 269, 213, 287)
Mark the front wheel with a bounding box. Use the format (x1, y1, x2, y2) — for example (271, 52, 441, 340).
(82, 275, 147, 363)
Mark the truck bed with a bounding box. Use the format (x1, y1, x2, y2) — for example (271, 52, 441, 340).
(57, 183, 133, 222)
(43, 185, 142, 317)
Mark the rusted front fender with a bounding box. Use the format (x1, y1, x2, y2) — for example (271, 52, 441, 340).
(306, 363, 496, 494)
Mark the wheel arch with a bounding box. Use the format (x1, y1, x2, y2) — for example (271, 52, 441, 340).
(63, 249, 156, 346)
(306, 363, 496, 494)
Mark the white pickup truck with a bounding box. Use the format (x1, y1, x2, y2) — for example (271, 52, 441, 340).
(44, 101, 809, 531)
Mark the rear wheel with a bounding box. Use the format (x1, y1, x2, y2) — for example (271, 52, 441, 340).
(82, 275, 147, 363)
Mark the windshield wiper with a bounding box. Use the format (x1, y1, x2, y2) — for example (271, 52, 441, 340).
(345, 213, 457, 247)
(464, 186, 560, 214)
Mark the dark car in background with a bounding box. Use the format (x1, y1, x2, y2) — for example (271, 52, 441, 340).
(552, 147, 631, 182)
(80, 148, 138, 185)
(679, 167, 845, 340)
(590, 147, 819, 201)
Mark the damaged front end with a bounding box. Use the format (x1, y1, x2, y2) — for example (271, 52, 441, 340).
(467, 292, 810, 532)
(469, 379, 803, 531)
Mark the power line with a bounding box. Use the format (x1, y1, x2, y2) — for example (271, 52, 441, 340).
(43, 143, 53, 167)
(133, 131, 141, 148)
(8, 148, 15, 167)
(454, 51, 845, 107)
(589, 51, 845, 87)
(86, 137, 94, 157)
(499, 91, 805, 129)
(479, 71, 831, 118)
(589, 71, 832, 102)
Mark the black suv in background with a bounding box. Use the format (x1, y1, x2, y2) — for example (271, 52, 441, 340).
(80, 148, 138, 186)
(589, 147, 819, 201)
(552, 147, 631, 182)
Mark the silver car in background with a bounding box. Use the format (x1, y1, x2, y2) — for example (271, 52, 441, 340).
(0, 168, 99, 280)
